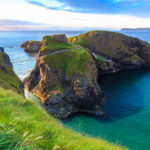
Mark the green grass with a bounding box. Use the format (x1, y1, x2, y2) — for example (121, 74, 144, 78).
(0, 88, 126, 150)
(40, 36, 77, 54)
(0, 53, 22, 94)
(44, 48, 93, 76)
(28, 41, 41, 44)
(67, 30, 142, 57)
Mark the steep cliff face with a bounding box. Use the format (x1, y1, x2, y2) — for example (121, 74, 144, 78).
(0, 48, 23, 93)
(21, 41, 41, 53)
(24, 35, 104, 118)
(68, 31, 150, 74)
(24, 31, 150, 118)
(21, 34, 68, 54)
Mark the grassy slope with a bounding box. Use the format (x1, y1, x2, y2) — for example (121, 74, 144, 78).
(44, 48, 93, 76)
(0, 53, 22, 94)
(0, 36, 126, 150)
(40, 36, 77, 54)
(68, 30, 145, 57)
(0, 88, 126, 150)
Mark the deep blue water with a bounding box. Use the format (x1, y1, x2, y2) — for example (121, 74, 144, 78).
(0, 30, 150, 150)
(62, 31, 150, 150)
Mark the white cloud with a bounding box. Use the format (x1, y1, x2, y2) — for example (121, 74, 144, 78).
(0, 0, 150, 30)
(30, 0, 63, 7)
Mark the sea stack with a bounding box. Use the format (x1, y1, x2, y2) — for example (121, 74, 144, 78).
(24, 30, 150, 118)
(24, 34, 104, 118)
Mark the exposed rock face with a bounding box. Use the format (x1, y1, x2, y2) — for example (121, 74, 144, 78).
(21, 41, 41, 53)
(68, 31, 150, 74)
(24, 31, 150, 118)
(21, 34, 67, 54)
(2, 52, 13, 68)
(49, 34, 67, 43)
(0, 48, 23, 93)
(24, 34, 104, 118)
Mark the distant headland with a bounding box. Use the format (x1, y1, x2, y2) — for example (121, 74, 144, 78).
(121, 28, 150, 31)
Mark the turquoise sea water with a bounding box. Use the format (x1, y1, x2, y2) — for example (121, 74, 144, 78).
(0, 31, 84, 79)
(0, 30, 150, 150)
(63, 31, 150, 150)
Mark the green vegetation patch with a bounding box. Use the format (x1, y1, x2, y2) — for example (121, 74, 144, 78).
(40, 36, 77, 54)
(77, 34, 91, 48)
(27, 41, 41, 44)
(0, 53, 22, 94)
(0, 88, 126, 150)
(44, 48, 93, 76)
(68, 34, 90, 48)
(68, 30, 142, 57)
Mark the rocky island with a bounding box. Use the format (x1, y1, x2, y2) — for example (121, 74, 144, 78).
(22, 30, 150, 118)
(121, 28, 150, 31)
(0, 47, 123, 149)
(21, 41, 41, 53)
(24, 34, 104, 118)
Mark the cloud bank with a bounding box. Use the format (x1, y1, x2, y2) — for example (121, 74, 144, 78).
(0, 19, 48, 30)
(0, 0, 150, 30)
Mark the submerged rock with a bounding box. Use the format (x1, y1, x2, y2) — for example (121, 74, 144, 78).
(24, 34, 104, 118)
(68, 31, 150, 74)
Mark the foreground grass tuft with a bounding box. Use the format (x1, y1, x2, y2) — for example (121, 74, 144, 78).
(0, 88, 126, 150)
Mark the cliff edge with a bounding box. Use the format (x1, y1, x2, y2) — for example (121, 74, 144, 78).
(24, 31, 150, 118)
(68, 30, 150, 75)
(24, 34, 104, 118)
(0, 47, 23, 93)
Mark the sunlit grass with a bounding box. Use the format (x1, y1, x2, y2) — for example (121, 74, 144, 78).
(0, 88, 126, 150)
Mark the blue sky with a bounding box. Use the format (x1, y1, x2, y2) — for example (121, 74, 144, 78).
(0, 0, 150, 30)
(27, 0, 150, 17)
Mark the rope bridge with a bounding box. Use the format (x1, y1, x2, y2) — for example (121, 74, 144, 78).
(11, 58, 35, 63)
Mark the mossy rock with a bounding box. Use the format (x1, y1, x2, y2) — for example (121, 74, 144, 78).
(40, 35, 77, 55)
(0, 52, 23, 94)
(68, 30, 149, 57)
(68, 30, 150, 68)
(44, 48, 94, 77)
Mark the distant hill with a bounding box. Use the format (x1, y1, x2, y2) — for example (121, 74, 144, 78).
(121, 28, 150, 31)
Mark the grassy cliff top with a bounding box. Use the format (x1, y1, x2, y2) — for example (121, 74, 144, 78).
(0, 88, 125, 150)
(27, 41, 41, 44)
(44, 48, 94, 76)
(68, 30, 150, 58)
(0, 52, 22, 94)
(40, 35, 77, 55)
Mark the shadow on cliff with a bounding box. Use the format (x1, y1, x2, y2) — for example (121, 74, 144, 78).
(96, 67, 150, 123)
(63, 68, 150, 123)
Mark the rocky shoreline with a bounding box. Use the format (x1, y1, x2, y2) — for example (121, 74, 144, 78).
(22, 30, 150, 118)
